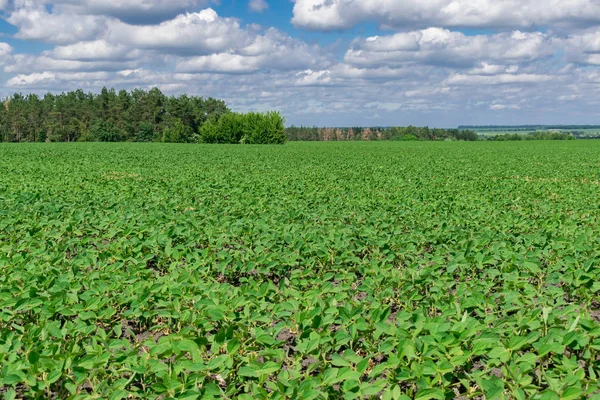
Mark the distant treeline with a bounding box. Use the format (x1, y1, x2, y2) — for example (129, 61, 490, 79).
(459, 125, 600, 132)
(286, 126, 479, 141)
(0, 88, 285, 144)
(485, 131, 576, 141)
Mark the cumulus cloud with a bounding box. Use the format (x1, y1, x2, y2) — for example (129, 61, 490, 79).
(67, 0, 214, 23)
(177, 53, 264, 73)
(292, 0, 600, 31)
(445, 72, 555, 85)
(4, 6, 329, 74)
(175, 28, 326, 73)
(0, 42, 12, 57)
(7, 2, 107, 44)
(7, 71, 111, 87)
(345, 29, 554, 68)
(7, 0, 213, 23)
(5, 54, 139, 74)
(561, 29, 600, 65)
(51, 40, 141, 61)
(107, 9, 249, 55)
(249, 0, 268, 13)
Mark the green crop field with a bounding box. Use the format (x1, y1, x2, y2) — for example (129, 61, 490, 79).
(1, 141, 600, 400)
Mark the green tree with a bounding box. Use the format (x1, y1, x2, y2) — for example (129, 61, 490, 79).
(163, 119, 195, 143)
(91, 120, 124, 142)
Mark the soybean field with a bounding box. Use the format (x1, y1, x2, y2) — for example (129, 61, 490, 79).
(1, 141, 600, 399)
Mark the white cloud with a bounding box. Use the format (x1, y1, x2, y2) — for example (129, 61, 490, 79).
(61, 0, 207, 14)
(5, 54, 138, 73)
(8, 0, 213, 23)
(107, 9, 249, 54)
(345, 28, 554, 68)
(177, 53, 263, 73)
(52, 40, 141, 61)
(249, 0, 268, 13)
(6, 71, 110, 87)
(292, 0, 600, 31)
(0, 42, 12, 57)
(490, 103, 521, 110)
(294, 69, 333, 86)
(561, 29, 600, 65)
(7, 3, 107, 44)
(445, 73, 555, 85)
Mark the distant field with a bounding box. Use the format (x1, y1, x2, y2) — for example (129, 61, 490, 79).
(1, 142, 600, 399)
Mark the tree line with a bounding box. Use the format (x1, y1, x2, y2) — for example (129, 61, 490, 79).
(485, 131, 576, 141)
(460, 125, 600, 131)
(285, 125, 479, 141)
(0, 88, 285, 144)
(0, 89, 580, 144)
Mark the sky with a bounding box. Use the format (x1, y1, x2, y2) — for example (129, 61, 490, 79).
(1, 1, 600, 127)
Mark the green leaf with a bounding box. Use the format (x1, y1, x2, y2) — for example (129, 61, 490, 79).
(539, 391, 560, 400)
(47, 370, 62, 384)
(481, 376, 505, 400)
(206, 355, 228, 371)
(542, 307, 553, 325)
(488, 346, 511, 362)
(360, 383, 384, 396)
(176, 339, 200, 353)
(321, 368, 339, 385)
(414, 388, 445, 400)
(27, 351, 40, 365)
(561, 386, 583, 400)
(257, 362, 281, 376)
(3, 375, 23, 386)
(227, 339, 241, 354)
(238, 366, 259, 378)
(538, 343, 565, 357)
(331, 354, 352, 367)
(524, 262, 540, 274)
(507, 335, 530, 351)
(3, 390, 16, 400)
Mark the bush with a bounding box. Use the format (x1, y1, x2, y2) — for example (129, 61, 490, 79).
(401, 134, 418, 141)
(78, 131, 95, 142)
(163, 119, 196, 143)
(199, 112, 285, 144)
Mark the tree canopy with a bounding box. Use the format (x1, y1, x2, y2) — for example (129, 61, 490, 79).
(0, 88, 229, 143)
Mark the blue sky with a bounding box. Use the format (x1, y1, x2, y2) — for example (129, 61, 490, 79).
(1, 0, 600, 127)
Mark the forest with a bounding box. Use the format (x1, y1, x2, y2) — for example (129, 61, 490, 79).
(285, 125, 479, 141)
(0, 88, 231, 143)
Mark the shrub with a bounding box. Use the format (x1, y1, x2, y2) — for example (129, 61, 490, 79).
(401, 134, 418, 141)
(78, 131, 95, 142)
(163, 119, 196, 143)
(198, 111, 285, 144)
(197, 118, 221, 144)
